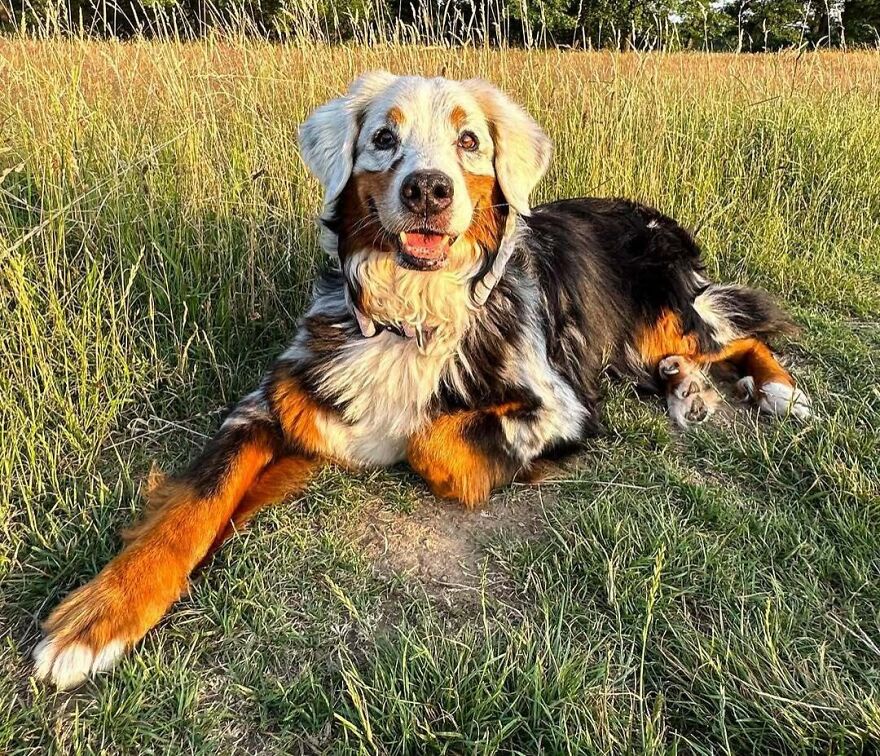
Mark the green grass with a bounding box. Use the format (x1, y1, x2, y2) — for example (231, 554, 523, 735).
(1, 41, 879, 753)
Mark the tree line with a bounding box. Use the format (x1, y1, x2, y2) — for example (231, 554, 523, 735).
(2, 0, 879, 48)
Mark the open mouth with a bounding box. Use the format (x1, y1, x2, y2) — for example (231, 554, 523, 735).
(396, 231, 453, 271)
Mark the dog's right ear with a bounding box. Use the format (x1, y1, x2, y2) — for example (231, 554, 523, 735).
(298, 71, 396, 203)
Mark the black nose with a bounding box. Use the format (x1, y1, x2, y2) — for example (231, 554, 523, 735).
(399, 171, 454, 215)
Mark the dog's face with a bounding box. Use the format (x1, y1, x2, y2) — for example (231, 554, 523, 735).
(299, 73, 552, 274)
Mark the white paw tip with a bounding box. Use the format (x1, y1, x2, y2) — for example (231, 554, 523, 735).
(32, 636, 56, 680)
(33, 637, 126, 689)
(758, 381, 812, 420)
(49, 642, 94, 690)
(91, 639, 126, 673)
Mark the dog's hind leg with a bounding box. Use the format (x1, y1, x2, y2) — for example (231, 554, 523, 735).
(637, 285, 810, 423)
(201, 455, 318, 564)
(33, 392, 319, 689)
(708, 338, 811, 419)
(690, 285, 811, 419)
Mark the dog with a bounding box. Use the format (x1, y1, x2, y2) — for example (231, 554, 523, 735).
(33, 71, 811, 689)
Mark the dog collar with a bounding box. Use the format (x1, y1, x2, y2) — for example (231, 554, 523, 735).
(470, 212, 520, 306)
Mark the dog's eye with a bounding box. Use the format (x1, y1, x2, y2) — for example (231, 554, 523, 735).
(372, 128, 398, 151)
(458, 131, 479, 152)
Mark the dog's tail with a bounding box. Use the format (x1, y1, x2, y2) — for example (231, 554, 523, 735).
(691, 283, 798, 349)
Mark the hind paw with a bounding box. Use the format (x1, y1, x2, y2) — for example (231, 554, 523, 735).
(667, 379, 719, 428)
(737, 377, 811, 420)
(33, 580, 133, 690)
(659, 355, 691, 379)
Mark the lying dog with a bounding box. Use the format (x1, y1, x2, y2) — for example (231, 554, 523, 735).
(34, 72, 810, 688)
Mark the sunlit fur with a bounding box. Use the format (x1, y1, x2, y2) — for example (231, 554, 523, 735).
(34, 73, 810, 690)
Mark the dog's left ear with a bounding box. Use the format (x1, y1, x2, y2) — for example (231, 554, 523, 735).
(465, 79, 552, 215)
(299, 71, 397, 203)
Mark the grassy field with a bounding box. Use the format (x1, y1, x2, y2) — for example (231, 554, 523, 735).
(1, 40, 879, 753)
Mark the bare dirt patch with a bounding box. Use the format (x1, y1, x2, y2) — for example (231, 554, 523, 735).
(354, 484, 552, 610)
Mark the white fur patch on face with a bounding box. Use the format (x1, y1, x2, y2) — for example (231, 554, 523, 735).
(300, 73, 552, 263)
(352, 76, 495, 240)
(299, 70, 397, 207)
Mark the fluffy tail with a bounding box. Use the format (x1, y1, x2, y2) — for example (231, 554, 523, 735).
(692, 284, 798, 348)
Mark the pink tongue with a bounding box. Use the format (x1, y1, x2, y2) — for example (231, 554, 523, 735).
(402, 233, 448, 259)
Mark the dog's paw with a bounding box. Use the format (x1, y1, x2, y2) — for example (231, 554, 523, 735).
(667, 379, 719, 428)
(33, 635, 127, 690)
(737, 377, 812, 420)
(659, 355, 692, 379)
(33, 579, 134, 689)
(660, 356, 719, 429)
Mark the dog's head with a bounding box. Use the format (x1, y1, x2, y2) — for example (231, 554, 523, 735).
(299, 72, 551, 275)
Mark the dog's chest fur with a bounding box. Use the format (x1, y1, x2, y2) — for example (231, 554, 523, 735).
(279, 259, 590, 469)
(284, 266, 474, 466)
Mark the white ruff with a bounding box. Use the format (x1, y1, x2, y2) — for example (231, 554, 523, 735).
(287, 252, 484, 467)
(344, 248, 479, 346)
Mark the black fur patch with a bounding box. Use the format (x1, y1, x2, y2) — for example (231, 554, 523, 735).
(184, 420, 283, 499)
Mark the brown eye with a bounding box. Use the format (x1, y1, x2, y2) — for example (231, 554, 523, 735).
(458, 131, 479, 152)
(372, 128, 398, 151)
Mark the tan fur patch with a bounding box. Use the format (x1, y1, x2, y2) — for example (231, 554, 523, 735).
(336, 174, 397, 260)
(635, 309, 700, 368)
(408, 405, 522, 508)
(267, 374, 327, 454)
(462, 172, 505, 254)
(387, 106, 406, 126)
(205, 455, 319, 559)
(705, 338, 795, 388)
(450, 105, 468, 130)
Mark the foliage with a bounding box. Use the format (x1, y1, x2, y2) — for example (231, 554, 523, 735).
(1, 0, 878, 47)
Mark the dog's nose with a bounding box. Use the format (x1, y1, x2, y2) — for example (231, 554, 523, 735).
(400, 171, 454, 215)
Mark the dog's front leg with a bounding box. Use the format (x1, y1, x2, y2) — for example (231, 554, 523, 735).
(407, 404, 527, 508)
(34, 386, 322, 689)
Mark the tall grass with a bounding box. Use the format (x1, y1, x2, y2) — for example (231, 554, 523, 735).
(1, 40, 879, 752)
(3, 0, 718, 49)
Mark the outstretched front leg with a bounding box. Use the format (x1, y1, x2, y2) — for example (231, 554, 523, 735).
(34, 387, 321, 689)
(407, 404, 529, 508)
